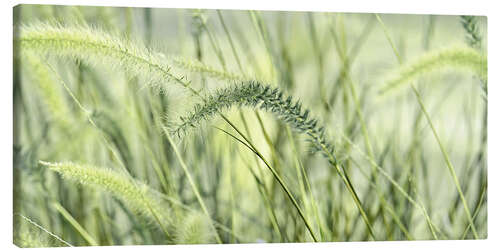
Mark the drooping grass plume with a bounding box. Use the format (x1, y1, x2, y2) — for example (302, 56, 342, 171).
(379, 46, 487, 94)
(173, 81, 334, 162)
(172, 81, 377, 239)
(39, 161, 172, 228)
(13, 7, 488, 244)
(460, 16, 483, 49)
(15, 22, 253, 97)
(460, 15, 487, 99)
(15, 23, 191, 92)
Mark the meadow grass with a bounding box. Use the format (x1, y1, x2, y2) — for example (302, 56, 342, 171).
(13, 5, 487, 246)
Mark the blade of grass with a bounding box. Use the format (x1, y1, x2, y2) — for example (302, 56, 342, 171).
(201, 13, 287, 241)
(375, 13, 478, 239)
(211, 13, 370, 240)
(45, 63, 172, 240)
(236, 113, 286, 242)
(461, 181, 487, 238)
(52, 202, 98, 246)
(219, 115, 319, 242)
(337, 125, 441, 239)
(329, 17, 391, 239)
(162, 129, 223, 244)
(285, 125, 326, 241)
(216, 10, 245, 75)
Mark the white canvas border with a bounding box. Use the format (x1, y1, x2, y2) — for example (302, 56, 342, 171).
(1, 1, 497, 249)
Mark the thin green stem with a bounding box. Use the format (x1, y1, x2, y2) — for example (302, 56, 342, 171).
(15, 213, 73, 247)
(204, 14, 289, 241)
(219, 115, 319, 242)
(461, 182, 487, 239)
(375, 13, 478, 239)
(46, 64, 172, 240)
(163, 131, 223, 244)
(338, 126, 441, 239)
(217, 10, 245, 75)
(330, 20, 390, 238)
(320, 143, 376, 240)
(52, 202, 98, 246)
(236, 114, 285, 242)
(286, 125, 325, 240)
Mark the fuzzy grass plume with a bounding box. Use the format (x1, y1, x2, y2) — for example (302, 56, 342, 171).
(13, 7, 488, 244)
(170, 56, 245, 82)
(173, 211, 215, 244)
(172, 80, 379, 238)
(460, 16, 483, 49)
(20, 52, 71, 128)
(38, 161, 172, 227)
(173, 81, 335, 163)
(15, 23, 191, 91)
(380, 46, 487, 94)
(15, 23, 250, 96)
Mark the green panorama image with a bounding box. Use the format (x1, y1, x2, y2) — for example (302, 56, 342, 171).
(13, 4, 487, 246)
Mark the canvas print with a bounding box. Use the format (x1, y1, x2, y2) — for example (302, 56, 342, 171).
(13, 4, 487, 246)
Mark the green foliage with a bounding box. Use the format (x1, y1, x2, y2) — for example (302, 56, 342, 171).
(13, 6, 488, 246)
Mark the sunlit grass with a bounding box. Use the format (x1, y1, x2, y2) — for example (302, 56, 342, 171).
(13, 5, 487, 246)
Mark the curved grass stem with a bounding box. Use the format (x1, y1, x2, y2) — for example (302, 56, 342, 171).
(219, 115, 320, 242)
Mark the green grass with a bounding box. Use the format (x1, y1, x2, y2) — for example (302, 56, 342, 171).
(13, 5, 487, 246)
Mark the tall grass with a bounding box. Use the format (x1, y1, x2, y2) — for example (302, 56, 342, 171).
(375, 13, 485, 239)
(13, 5, 487, 246)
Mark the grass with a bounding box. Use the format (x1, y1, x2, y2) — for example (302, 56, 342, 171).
(375, 14, 483, 239)
(13, 5, 487, 246)
(379, 46, 487, 94)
